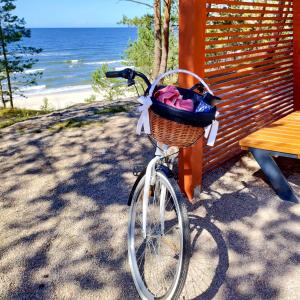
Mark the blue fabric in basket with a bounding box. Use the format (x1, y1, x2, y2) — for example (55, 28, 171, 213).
(195, 100, 214, 113)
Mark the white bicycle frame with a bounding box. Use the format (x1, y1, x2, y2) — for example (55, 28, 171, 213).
(140, 69, 215, 238)
(142, 144, 168, 238)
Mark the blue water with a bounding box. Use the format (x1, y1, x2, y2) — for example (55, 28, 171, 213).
(20, 28, 137, 94)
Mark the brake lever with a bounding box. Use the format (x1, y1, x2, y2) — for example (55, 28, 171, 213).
(127, 79, 135, 87)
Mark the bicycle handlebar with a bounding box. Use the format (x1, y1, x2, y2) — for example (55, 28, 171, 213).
(105, 68, 221, 102)
(105, 68, 151, 88)
(105, 71, 123, 78)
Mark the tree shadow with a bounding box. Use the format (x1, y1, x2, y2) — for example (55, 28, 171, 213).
(181, 213, 229, 300)
(191, 155, 300, 300)
(0, 108, 150, 299)
(0, 104, 299, 299)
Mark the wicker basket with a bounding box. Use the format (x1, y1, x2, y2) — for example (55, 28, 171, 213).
(139, 69, 214, 148)
(149, 109, 204, 148)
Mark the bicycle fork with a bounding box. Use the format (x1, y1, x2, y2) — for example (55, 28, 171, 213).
(142, 154, 167, 239)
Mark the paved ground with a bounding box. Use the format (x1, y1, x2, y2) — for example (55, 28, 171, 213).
(0, 103, 299, 299)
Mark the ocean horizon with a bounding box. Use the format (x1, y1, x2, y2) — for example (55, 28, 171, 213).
(19, 27, 137, 96)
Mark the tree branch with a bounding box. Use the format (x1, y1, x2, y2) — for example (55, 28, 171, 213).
(119, 0, 153, 8)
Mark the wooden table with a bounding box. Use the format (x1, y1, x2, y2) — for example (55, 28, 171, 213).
(240, 111, 300, 203)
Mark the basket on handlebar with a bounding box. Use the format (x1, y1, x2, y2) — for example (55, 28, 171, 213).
(149, 110, 203, 148)
(147, 70, 217, 148)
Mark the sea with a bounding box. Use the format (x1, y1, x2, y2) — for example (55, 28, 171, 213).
(19, 28, 137, 96)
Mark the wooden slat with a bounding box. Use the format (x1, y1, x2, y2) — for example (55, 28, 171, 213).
(207, 60, 293, 84)
(211, 104, 294, 154)
(215, 70, 292, 96)
(206, 40, 293, 54)
(206, 55, 292, 76)
(206, 29, 293, 38)
(219, 97, 294, 134)
(205, 45, 293, 62)
(205, 108, 294, 166)
(205, 34, 293, 46)
(218, 79, 293, 107)
(295, 0, 300, 110)
(207, 8, 293, 15)
(206, 23, 293, 30)
(205, 50, 292, 70)
(218, 77, 293, 101)
(207, 106, 294, 163)
(214, 98, 294, 147)
(219, 89, 293, 119)
(206, 0, 293, 9)
(240, 112, 300, 156)
(184, 0, 297, 172)
(218, 93, 294, 129)
(212, 66, 292, 91)
(207, 17, 293, 22)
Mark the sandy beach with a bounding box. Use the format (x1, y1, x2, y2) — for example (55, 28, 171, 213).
(13, 86, 135, 110)
(14, 86, 101, 110)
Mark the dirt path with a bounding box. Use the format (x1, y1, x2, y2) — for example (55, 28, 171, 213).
(0, 103, 299, 299)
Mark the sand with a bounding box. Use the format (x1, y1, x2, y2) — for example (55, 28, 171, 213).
(0, 104, 299, 299)
(13, 87, 96, 110)
(13, 86, 134, 110)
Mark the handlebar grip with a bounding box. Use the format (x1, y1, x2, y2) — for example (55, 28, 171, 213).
(105, 71, 122, 79)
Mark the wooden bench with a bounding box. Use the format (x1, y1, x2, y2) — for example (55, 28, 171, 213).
(240, 111, 300, 203)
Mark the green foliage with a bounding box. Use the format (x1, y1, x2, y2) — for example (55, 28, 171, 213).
(40, 97, 53, 112)
(119, 14, 153, 27)
(0, 0, 42, 107)
(94, 104, 130, 115)
(84, 94, 97, 104)
(120, 14, 155, 77)
(120, 12, 178, 78)
(50, 118, 106, 132)
(92, 64, 124, 101)
(0, 107, 47, 128)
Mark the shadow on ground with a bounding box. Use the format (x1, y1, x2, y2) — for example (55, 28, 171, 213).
(187, 156, 300, 300)
(0, 105, 299, 299)
(0, 108, 151, 299)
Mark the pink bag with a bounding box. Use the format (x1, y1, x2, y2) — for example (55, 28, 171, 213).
(154, 86, 194, 112)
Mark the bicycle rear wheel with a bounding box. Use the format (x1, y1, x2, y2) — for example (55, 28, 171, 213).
(128, 170, 190, 300)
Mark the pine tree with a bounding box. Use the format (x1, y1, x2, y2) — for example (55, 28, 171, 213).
(0, 0, 42, 108)
(121, 0, 178, 78)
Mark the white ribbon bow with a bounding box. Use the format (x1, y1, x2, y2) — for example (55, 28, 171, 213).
(204, 111, 220, 147)
(136, 96, 153, 135)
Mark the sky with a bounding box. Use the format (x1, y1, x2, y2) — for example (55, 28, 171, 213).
(15, 0, 151, 28)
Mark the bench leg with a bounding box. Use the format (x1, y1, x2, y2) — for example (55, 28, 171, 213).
(250, 148, 299, 203)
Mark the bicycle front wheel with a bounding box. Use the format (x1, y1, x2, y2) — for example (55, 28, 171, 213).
(128, 170, 190, 300)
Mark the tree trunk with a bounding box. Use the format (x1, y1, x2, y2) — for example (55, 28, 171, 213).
(153, 0, 162, 79)
(0, 23, 13, 108)
(0, 80, 6, 108)
(159, 0, 172, 74)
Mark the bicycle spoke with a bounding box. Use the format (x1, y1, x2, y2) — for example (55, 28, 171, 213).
(128, 172, 190, 299)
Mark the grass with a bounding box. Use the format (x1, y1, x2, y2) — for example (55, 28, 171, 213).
(0, 103, 131, 131)
(0, 108, 49, 129)
(94, 104, 131, 115)
(50, 118, 106, 132)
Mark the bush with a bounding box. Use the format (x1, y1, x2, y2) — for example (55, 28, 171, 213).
(84, 95, 97, 104)
(92, 64, 125, 101)
(40, 98, 54, 112)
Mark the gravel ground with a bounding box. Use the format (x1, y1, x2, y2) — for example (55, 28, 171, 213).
(0, 103, 299, 300)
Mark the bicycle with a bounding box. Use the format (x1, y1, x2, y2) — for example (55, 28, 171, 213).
(106, 68, 219, 300)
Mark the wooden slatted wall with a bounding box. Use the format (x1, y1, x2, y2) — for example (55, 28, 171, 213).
(201, 0, 294, 171)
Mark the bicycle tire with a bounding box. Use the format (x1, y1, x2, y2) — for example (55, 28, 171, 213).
(128, 170, 191, 300)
